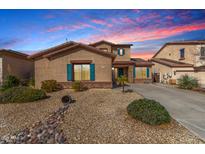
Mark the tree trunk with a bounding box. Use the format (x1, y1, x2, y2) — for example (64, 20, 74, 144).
(122, 81, 124, 92)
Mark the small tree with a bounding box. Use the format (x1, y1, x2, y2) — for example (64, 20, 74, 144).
(117, 75, 128, 92)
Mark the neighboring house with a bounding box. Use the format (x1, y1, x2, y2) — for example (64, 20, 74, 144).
(28, 40, 153, 89)
(0, 49, 34, 84)
(151, 41, 205, 87)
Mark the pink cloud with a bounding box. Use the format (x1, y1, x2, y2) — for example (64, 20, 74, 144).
(131, 51, 154, 60)
(136, 13, 160, 23)
(46, 23, 96, 32)
(47, 26, 66, 32)
(92, 19, 113, 27)
(79, 22, 205, 44)
(165, 16, 174, 20)
(120, 17, 135, 24)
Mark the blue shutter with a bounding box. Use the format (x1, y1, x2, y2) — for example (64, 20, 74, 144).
(67, 64, 72, 81)
(123, 49, 125, 55)
(90, 64, 95, 81)
(117, 48, 120, 56)
(146, 67, 150, 78)
(133, 66, 136, 79)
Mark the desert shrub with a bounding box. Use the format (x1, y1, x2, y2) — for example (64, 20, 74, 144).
(127, 99, 171, 125)
(0, 86, 47, 103)
(71, 81, 88, 91)
(177, 74, 199, 90)
(41, 80, 60, 93)
(1, 75, 20, 90)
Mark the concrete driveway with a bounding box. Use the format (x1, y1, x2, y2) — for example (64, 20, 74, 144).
(129, 83, 205, 141)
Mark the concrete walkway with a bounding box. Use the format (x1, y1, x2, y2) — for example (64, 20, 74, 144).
(128, 83, 205, 141)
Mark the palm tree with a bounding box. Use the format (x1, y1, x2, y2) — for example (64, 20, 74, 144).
(117, 75, 128, 92)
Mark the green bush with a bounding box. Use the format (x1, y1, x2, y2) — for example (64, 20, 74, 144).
(41, 80, 59, 93)
(1, 75, 20, 90)
(177, 74, 199, 90)
(71, 81, 87, 91)
(0, 86, 47, 103)
(127, 99, 171, 125)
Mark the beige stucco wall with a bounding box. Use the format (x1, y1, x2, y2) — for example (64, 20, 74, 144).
(152, 62, 205, 87)
(172, 68, 205, 88)
(113, 47, 131, 61)
(2, 54, 34, 81)
(135, 66, 152, 80)
(152, 62, 172, 83)
(35, 49, 112, 88)
(95, 43, 112, 53)
(155, 44, 205, 66)
(94, 43, 131, 62)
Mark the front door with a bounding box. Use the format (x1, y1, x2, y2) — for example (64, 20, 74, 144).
(118, 68, 124, 77)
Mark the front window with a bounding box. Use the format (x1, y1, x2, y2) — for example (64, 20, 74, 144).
(200, 47, 205, 57)
(74, 64, 90, 80)
(118, 48, 125, 56)
(180, 48, 185, 59)
(135, 67, 148, 79)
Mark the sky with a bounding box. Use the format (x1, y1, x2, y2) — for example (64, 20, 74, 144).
(1, 9, 205, 59)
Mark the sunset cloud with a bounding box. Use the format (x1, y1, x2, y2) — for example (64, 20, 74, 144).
(1, 9, 205, 58)
(131, 51, 155, 60)
(46, 23, 96, 32)
(79, 22, 205, 43)
(91, 19, 113, 27)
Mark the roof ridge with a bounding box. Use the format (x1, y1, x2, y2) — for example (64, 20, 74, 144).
(0, 49, 29, 57)
(28, 41, 78, 59)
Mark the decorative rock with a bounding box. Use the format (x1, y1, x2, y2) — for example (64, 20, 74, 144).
(0, 102, 70, 144)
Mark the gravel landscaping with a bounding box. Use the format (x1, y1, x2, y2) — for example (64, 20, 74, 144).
(0, 90, 66, 136)
(60, 89, 204, 144)
(0, 89, 204, 144)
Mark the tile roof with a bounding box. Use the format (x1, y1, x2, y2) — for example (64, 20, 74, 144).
(28, 41, 116, 59)
(151, 58, 193, 67)
(0, 49, 29, 58)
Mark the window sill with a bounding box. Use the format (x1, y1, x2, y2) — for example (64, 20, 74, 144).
(179, 58, 185, 60)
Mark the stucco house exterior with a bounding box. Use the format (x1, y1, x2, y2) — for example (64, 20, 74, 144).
(0, 49, 34, 84)
(29, 40, 153, 89)
(90, 40, 153, 84)
(151, 41, 205, 87)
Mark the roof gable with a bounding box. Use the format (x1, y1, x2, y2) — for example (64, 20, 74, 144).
(89, 40, 115, 47)
(28, 41, 116, 60)
(153, 40, 205, 58)
(90, 40, 132, 47)
(0, 49, 30, 60)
